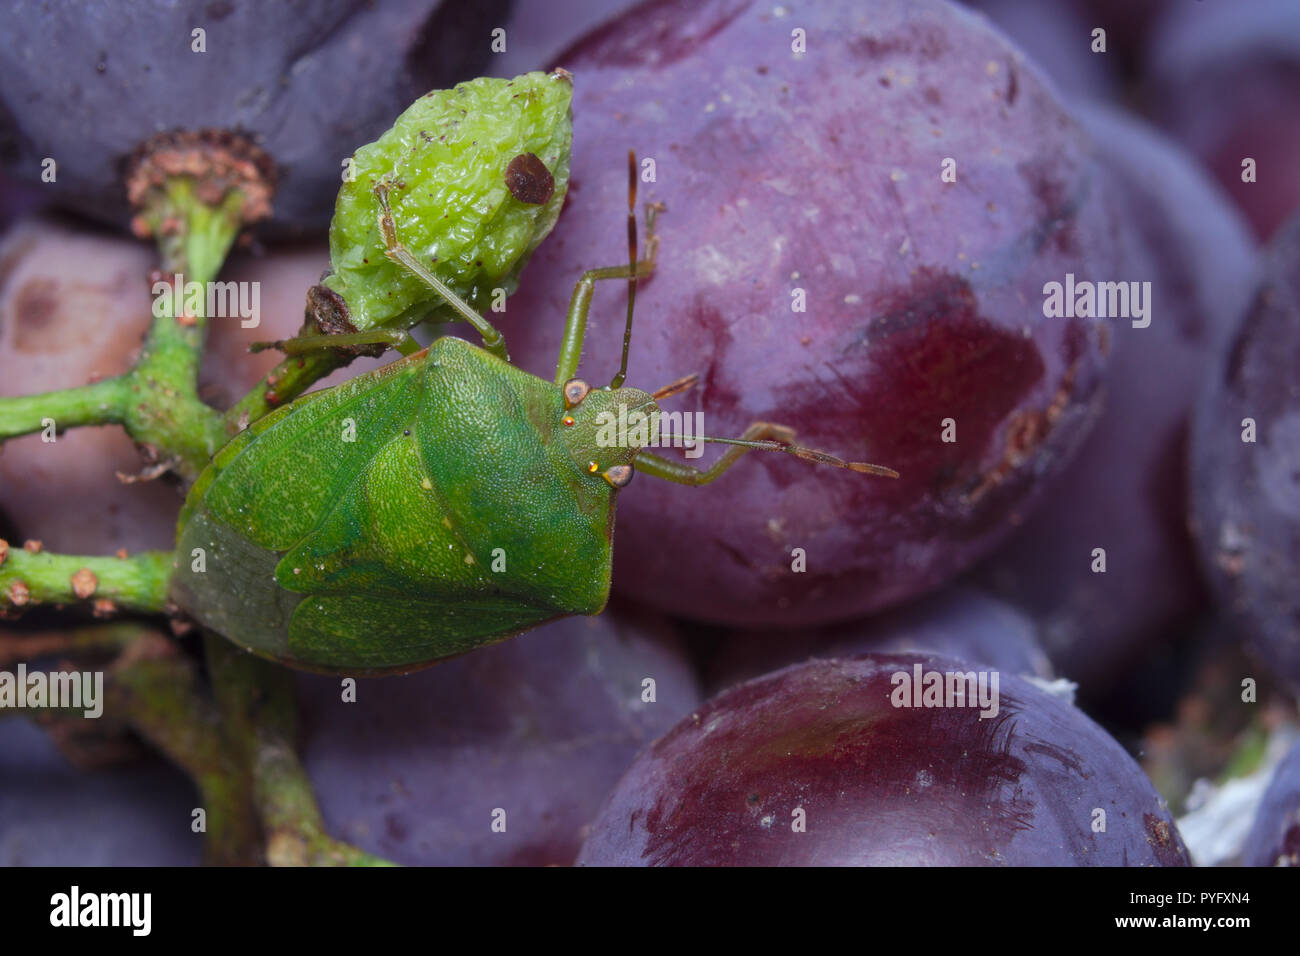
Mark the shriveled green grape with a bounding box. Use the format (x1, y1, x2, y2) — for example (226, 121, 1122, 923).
(322, 70, 573, 331)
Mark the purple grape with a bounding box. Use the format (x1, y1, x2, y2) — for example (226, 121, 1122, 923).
(708, 585, 1052, 693)
(1144, 0, 1300, 239)
(0, 717, 201, 866)
(501, 0, 1132, 627)
(973, 102, 1257, 688)
(299, 607, 700, 866)
(0, 0, 511, 236)
(960, 0, 1119, 100)
(0, 222, 386, 554)
(578, 653, 1189, 866)
(494, 0, 640, 76)
(0, 217, 182, 553)
(1190, 212, 1300, 692)
(1066, 0, 1173, 78)
(1242, 738, 1300, 867)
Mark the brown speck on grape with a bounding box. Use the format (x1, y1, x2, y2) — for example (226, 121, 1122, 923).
(505, 152, 556, 205)
(1145, 815, 1174, 850)
(23, 539, 42, 554)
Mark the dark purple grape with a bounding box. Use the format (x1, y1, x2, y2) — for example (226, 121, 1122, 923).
(1190, 212, 1300, 692)
(973, 102, 1257, 688)
(1242, 738, 1300, 867)
(1145, 0, 1300, 239)
(0, 0, 511, 236)
(495, 0, 639, 76)
(0, 168, 45, 233)
(299, 607, 700, 866)
(578, 653, 1189, 866)
(0, 717, 201, 866)
(1070, 0, 1171, 38)
(708, 585, 1051, 693)
(1065, 0, 1173, 77)
(501, 0, 1132, 628)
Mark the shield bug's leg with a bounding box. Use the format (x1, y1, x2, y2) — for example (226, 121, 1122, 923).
(554, 252, 659, 385)
(651, 373, 698, 402)
(374, 182, 509, 361)
(249, 327, 420, 356)
(636, 421, 899, 486)
(555, 154, 663, 385)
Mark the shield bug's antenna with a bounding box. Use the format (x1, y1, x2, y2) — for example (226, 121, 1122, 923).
(610, 149, 639, 390)
(651, 373, 699, 402)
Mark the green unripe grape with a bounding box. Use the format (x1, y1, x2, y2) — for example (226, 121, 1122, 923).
(322, 70, 573, 331)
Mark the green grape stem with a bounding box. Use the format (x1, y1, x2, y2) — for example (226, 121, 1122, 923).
(0, 542, 171, 615)
(204, 638, 397, 866)
(0, 179, 241, 478)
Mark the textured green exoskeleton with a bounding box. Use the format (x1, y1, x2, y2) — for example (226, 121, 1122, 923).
(172, 150, 897, 675)
(173, 336, 647, 673)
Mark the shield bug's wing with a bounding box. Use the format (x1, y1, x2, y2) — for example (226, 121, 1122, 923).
(189, 357, 425, 550)
(173, 337, 618, 674)
(172, 355, 428, 665)
(279, 337, 617, 672)
(408, 336, 616, 616)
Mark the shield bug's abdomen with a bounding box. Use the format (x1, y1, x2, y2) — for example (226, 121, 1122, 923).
(171, 336, 616, 674)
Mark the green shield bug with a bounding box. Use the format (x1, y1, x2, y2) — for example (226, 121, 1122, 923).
(170, 152, 898, 675)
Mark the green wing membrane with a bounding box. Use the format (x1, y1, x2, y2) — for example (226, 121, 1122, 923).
(274, 426, 557, 670)
(411, 337, 613, 614)
(200, 359, 423, 549)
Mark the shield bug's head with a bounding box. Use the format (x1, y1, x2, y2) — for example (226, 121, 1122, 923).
(557, 377, 656, 489)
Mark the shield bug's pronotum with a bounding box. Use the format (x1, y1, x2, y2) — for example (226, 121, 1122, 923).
(170, 152, 898, 675)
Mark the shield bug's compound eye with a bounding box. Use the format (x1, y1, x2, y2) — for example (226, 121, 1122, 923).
(505, 152, 556, 205)
(562, 415, 576, 427)
(603, 464, 634, 489)
(563, 378, 591, 409)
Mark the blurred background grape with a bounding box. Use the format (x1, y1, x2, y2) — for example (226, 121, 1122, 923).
(298, 607, 699, 866)
(0, 716, 201, 866)
(0, 0, 513, 237)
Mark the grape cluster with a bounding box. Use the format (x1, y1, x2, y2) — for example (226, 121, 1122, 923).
(2, 0, 1297, 867)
